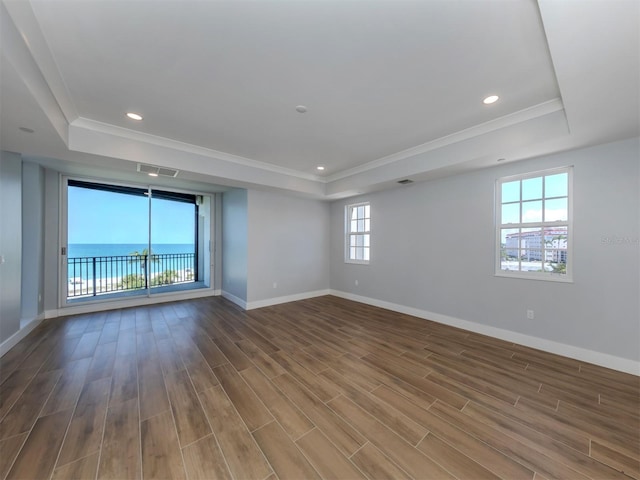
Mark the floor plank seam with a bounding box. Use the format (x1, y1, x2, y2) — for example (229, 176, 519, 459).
(44, 388, 78, 479)
(216, 380, 276, 478)
(92, 388, 111, 480)
(347, 440, 369, 460)
(135, 339, 144, 480)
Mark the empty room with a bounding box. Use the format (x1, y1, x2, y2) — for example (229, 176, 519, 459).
(0, 0, 638, 479)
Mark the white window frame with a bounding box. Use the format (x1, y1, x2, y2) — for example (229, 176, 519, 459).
(495, 166, 573, 282)
(345, 202, 370, 265)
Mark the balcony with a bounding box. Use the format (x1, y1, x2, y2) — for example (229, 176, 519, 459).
(67, 252, 197, 299)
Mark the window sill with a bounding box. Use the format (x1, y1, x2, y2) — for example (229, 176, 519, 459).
(495, 271, 573, 283)
(345, 260, 370, 265)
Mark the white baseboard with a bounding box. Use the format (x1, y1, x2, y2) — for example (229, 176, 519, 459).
(46, 288, 219, 319)
(329, 290, 640, 376)
(246, 289, 331, 310)
(221, 291, 247, 309)
(0, 314, 45, 357)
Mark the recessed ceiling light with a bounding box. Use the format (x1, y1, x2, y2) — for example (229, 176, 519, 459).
(483, 95, 499, 105)
(316, 165, 325, 171)
(19, 127, 35, 133)
(126, 112, 143, 121)
(295, 105, 308, 113)
(148, 173, 159, 177)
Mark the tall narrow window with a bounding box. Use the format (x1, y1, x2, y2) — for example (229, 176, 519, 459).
(496, 167, 572, 281)
(346, 202, 370, 264)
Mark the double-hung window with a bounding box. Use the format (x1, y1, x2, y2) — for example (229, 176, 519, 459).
(346, 202, 370, 264)
(496, 167, 572, 281)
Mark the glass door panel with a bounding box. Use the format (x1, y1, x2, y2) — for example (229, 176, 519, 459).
(149, 189, 199, 294)
(66, 180, 149, 301)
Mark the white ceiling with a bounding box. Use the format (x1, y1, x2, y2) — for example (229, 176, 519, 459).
(1, 0, 638, 199)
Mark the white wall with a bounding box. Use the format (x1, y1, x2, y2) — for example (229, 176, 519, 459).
(221, 188, 248, 304)
(43, 168, 59, 312)
(247, 189, 330, 306)
(0, 151, 22, 344)
(21, 161, 45, 321)
(330, 138, 640, 365)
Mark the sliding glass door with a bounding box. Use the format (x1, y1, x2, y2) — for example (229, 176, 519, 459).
(150, 190, 198, 294)
(63, 178, 211, 304)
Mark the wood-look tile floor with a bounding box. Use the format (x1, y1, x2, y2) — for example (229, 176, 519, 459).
(1, 295, 638, 480)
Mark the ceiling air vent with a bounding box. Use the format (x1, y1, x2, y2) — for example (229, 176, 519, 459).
(397, 179, 413, 185)
(137, 163, 179, 178)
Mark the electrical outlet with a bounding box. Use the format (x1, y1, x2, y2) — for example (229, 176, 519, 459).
(527, 309, 535, 320)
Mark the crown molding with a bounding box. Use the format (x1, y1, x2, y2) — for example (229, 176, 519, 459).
(70, 117, 323, 183)
(324, 98, 564, 182)
(71, 98, 564, 188)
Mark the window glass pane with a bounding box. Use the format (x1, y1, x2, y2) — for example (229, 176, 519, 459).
(356, 235, 363, 247)
(522, 200, 542, 223)
(501, 203, 520, 224)
(357, 219, 364, 232)
(500, 258, 519, 271)
(520, 227, 543, 249)
(545, 173, 568, 198)
(543, 227, 568, 251)
(548, 226, 568, 239)
(502, 228, 519, 259)
(350, 236, 356, 247)
(364, 234, 370, 247)
(350, 220, 357, 233)
(501, 180, 520, 203)
(520, 249, 542, 271)
(363, 248, 370, 261)
(364, 219, 370, 232)
(522, 177, 542, 201)
(350, 247, 356, 259)
(364, 205, 370, 218)
(356, 248, 363, 260)
(544, 198, 568, 222)
(521, 227, 539, 234)
(545, 250, 567, 273)
(544, 248, 567, 262)
(351, 208, 358, 221)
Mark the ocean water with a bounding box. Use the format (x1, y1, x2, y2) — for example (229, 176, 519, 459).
(68, 243, 194, 258)
(67, 243, 195, 282)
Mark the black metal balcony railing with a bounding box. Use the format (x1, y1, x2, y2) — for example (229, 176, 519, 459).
(67, 253, 196, 298)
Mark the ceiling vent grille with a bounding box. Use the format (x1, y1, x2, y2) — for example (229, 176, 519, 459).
(397, 179, 413, 185)
(137, 163, 179, 177)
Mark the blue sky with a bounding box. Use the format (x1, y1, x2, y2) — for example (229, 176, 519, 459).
(68, 187, 195, 244)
